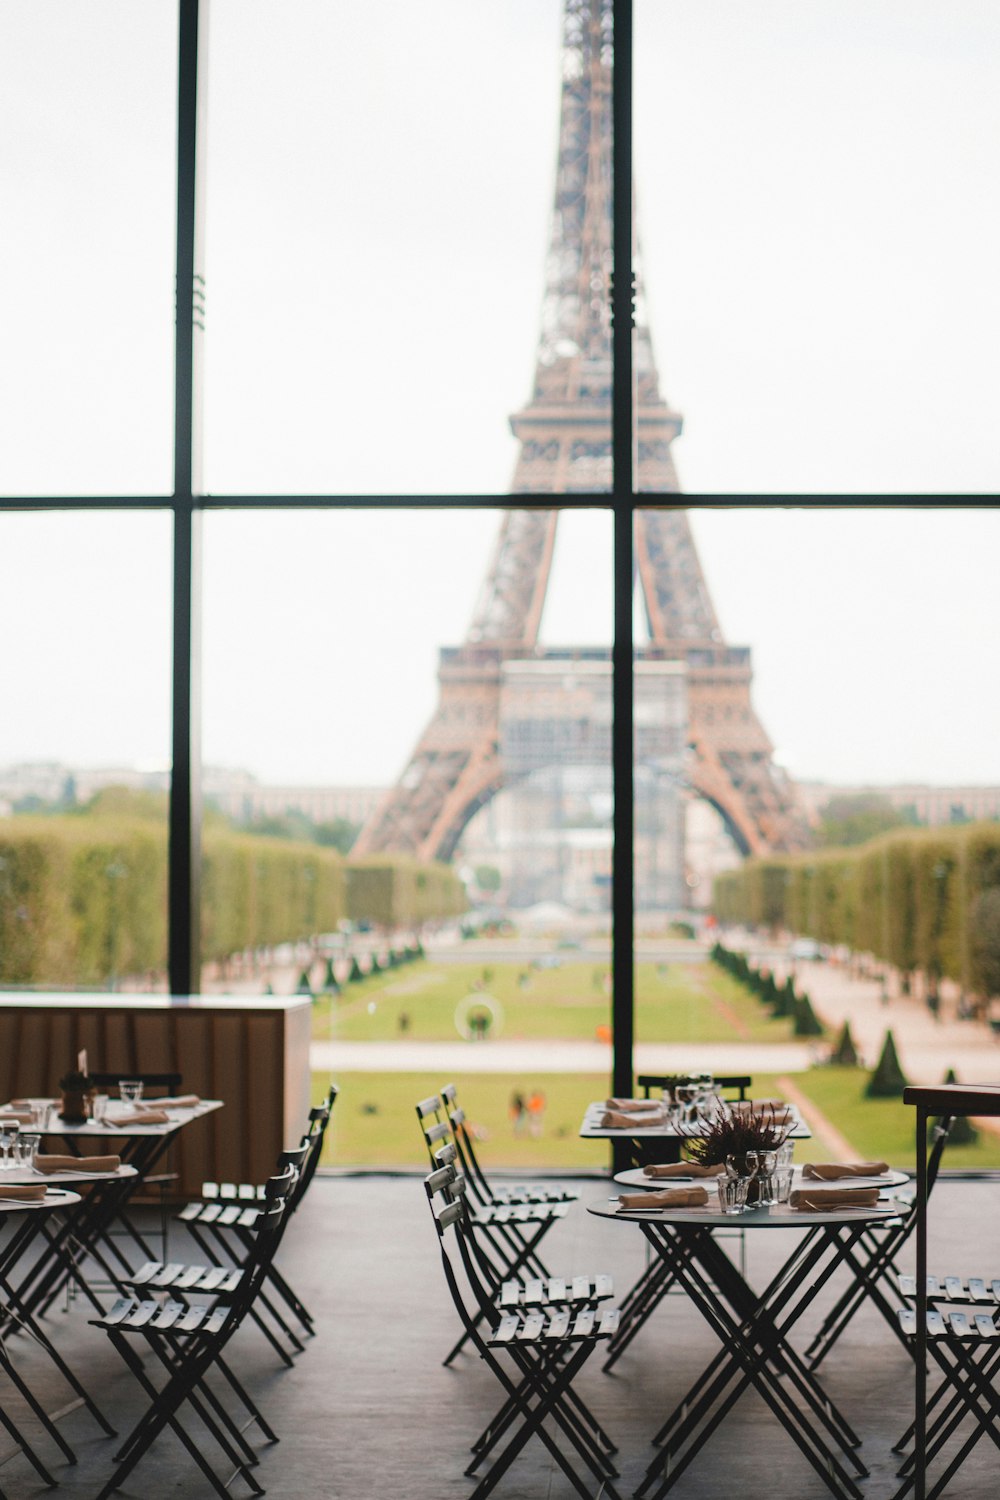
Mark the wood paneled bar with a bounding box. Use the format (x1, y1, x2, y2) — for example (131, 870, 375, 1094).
(0, 992, 313, 1197)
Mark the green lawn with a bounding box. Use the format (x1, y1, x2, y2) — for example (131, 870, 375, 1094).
(310, 954, 1000, 1171)
(311, 958, 802, 1047)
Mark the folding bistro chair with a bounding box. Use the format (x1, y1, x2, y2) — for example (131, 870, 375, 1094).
(425, 1161, 622, 1500)
(636, 1073, 752, 1103)
(176, 1086, 337, 1359)
(90, 1164, 296, 1500)
(893, 1294, 1000, 1499)
(441, 1083, 580, 1206)
(805, 1115, 954, 1370)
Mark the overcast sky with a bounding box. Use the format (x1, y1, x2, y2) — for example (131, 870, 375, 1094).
(1, 2, 998, 791)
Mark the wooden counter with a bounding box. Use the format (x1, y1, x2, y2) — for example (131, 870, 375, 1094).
(0, 992, 313, 1197)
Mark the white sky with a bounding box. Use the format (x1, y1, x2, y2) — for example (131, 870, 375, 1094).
(1, 2, 999, 792)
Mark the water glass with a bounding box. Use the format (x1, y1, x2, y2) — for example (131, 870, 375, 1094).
(92, 1094, 110, 1124)
(15, 1133, 41, 1169)
(118, 1080, 144, 1106)
(28, 1099, 50, 1128)
(774, 1167, 795, 1204)
(0, 1120, 20, 1168)
(776, 1140, 794, 1169)
(717, 1175, 749, 1215)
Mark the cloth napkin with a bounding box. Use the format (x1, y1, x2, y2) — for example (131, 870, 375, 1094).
(606, 1098, 660, 1112)
(109, 1110, 170, 1127)
(35, 1154, 121, 1174)
(618, 1186, 710, 1210)
(0, 1110, 36, 1125)
(139, 1094, 200, 1109)
(789, 1187, 880, 1212)
(644, 1161, 726, 1179)
(601, 1108, 664, 1129)
(0, 1183, 47, 1202)
(802, 1161, 889, 1181)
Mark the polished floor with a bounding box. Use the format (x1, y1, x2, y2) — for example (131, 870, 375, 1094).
(2, 1173, 999, 1499)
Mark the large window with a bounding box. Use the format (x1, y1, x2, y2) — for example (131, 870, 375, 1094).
(2, 2, 999, 1168)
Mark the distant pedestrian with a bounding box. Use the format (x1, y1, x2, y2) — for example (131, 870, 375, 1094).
(526, 1089, 546, 1138)
(509, 1091, 528, 1136)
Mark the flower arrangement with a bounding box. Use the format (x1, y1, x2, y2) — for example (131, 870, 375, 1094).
(685, 1108, 789, 1169)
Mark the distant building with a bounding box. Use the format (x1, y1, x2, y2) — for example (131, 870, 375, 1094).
(797, 781, 1000, 828)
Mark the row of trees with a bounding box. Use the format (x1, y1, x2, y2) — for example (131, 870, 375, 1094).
(713, 821, 1000, 1001)
(0, 806, 467, 988)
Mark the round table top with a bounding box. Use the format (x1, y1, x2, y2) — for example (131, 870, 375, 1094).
(0, 1187, 82, 1213)
(612, 1164, 910, 1192)
(588, 1195, 905, 1229)
(0, 1163, 139, 1187)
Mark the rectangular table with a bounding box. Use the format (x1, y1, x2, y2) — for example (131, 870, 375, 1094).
(3, 1100, 223, 1317)
(580, 1099, 812, 1166)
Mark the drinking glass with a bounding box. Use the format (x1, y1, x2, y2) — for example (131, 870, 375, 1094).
(14, 1133, 41, 1169)
(0, 1120, 20, 1168)
(92, 1094, 110, 1124)
(776, 1140, 794, 1169)
(717, 1175, 749, 1215)
(118, 1080, 143, 1106)
(774, 1167, 795, 1204)
(747, 1148, 779, 1206)
(675, 1084, 697, 1126)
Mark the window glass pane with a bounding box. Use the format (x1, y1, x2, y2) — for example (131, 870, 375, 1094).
(202, 508, 614, 1166)
(0, 513, 172, 988)
(203, 0, 614, 497)
(0, 2, 177, 498)
(634, 505, 1000, 1172)
(635, 1, 1000, 493)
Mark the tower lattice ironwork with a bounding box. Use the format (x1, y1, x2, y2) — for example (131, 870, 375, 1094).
(355, 0, 806, 867)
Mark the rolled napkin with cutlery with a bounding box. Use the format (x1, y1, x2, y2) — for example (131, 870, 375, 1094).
(601, 1108, 664, 1129)
(789, 1187, 880, 1212)
(109, 1110, 170, 1127)
(802, 1161, 889, 1181)
(606, 1098, 660, 1112)
(35, 1154, 121, 1174)
(0, 1183, 47, 1201)
(644, 1161, 726, 1179)
(139, 1094, 200, 1109)
(618, 1186, 710, 1210)
(0, 1110, 36, 1124)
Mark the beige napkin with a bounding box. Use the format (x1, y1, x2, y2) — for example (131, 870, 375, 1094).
(802, 1161, 889, 1181)
(789, 1187, 880, 1212)
(0, 1110, 36, 1125)
(34, 1154, 121, 1174)
(109, 1110, 170, 1127)
(140, 1094, 199, 1109)
(601, 1108, 664, 1129)
(0, 1183, 47, 1202)
(606, 1098, 660, 1112)
(619, 1186, 710, 1210)
(644, 1161, 726, 1180)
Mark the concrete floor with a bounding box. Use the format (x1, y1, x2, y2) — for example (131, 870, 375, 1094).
(2, 1173, 999, 1500)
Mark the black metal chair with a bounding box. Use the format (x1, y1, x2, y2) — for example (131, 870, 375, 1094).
(90, 1164, 296, 1500)
(805, 1115, 954, 1370)
(893, 1298, 1000, 1499)
(636, 1073, 752, 1101)
(425, 1161, 622, 1500)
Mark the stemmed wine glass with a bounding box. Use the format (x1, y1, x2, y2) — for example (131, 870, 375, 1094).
(0, 1119, 20, 1170)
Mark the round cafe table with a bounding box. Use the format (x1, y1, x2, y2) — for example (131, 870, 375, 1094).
(588, 1191, 903, 1500)
(0, 1188, 88, 1485)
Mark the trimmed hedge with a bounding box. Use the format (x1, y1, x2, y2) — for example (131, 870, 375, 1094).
(0, 814, 467, 986)
(714, 821, 1000, 995)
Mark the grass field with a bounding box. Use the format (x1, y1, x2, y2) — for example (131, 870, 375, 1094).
(311, 954, 1000, 1172)
(311, 958, 802, 1047)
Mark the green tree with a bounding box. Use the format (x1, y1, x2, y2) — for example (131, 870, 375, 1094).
(819, 794, 919, 849)
(866, 1029, 910, 1098)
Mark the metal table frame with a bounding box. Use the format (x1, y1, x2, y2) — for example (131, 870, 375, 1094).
(903, 1082, 1000, 1500)
(589, 1197, 901, 1500)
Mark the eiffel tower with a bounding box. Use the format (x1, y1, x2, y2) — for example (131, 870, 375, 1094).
(355, 0, 806, 868)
